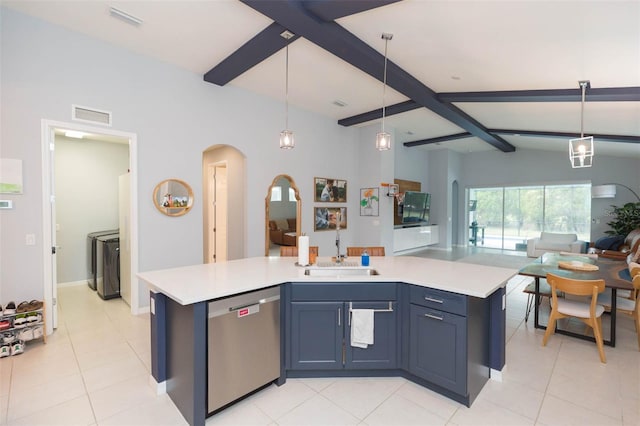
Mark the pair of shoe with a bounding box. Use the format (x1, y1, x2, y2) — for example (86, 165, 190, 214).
(16, 300, 43, 313)
(13, 314, 27, 328)
(0, 319, 11, 331)
(10, 340, 24, 355)
(2, 332, 16, 344)
(2, 301, 16, 316)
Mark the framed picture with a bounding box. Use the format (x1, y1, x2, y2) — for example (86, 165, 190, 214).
(0, 158, 23, 194)
(314, 207, 347, 231)
(314, 177, 347, 202)
(360, 188, 379, 216)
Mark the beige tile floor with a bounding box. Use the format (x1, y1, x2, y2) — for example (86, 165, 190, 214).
(1, 252, 638, 425)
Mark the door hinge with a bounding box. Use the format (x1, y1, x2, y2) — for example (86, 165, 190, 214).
(51, 246, 56, 254)
(52, 297, 57, 306)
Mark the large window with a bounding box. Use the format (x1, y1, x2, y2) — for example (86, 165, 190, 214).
(469, 184, 591, 250)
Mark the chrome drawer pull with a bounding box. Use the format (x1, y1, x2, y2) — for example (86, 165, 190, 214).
(424, 313, 443, 321)
(424, 296, 444, 304)
(338, 307, 341, 327)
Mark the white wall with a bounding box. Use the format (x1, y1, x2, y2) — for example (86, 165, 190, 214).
(55, 137, 129, 283)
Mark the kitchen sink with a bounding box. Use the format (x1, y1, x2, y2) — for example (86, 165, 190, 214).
(304, 267, 380, 276)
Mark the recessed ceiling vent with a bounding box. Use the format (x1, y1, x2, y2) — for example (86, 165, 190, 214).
(71, 105, 112, 126)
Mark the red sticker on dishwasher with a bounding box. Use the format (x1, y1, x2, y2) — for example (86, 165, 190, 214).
(238, 308, 249, 317)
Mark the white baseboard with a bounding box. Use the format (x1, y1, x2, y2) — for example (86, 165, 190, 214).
(490, 365, 506, 382)
(149, 375, 166, 395)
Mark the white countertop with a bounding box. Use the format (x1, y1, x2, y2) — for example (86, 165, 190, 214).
(138, 256, 516, 305)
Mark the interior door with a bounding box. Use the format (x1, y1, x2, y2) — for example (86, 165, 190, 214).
(214, 165, 228, 262)
(119, 173, 131, 306)
(49, 130, 58, 329)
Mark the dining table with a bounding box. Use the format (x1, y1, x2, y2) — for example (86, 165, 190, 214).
(518, 252, 634, 347)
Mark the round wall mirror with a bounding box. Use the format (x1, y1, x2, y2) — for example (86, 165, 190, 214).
(153, 178, 194, 217)
(265, 174, 301, 256)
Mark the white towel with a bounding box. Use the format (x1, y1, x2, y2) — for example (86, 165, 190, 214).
(350, 309, 374, 348)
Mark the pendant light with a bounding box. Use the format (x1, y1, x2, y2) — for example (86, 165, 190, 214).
(280, 31, 295, 149)
(376, 33, 393, 151)
(569, 80, 594, 168)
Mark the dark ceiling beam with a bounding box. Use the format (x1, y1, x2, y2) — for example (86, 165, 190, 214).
(339, 86, 640, 127)
(240, 0, 516, 153)
(338, 100, 419, 126)
(204, 1, 399, 86)
(204, 23, 300, 86)
(404, 133, 472, 147)
(303, 0, 403, 21)
(403, 129, 640, 147)
(438, 87, 640, 103)
(490, 129, 640, 144)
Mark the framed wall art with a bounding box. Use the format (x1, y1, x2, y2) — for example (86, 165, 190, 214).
(360, 188, 379, 216)
(314, 207, 347, 231)
(314, 177, 347, 202)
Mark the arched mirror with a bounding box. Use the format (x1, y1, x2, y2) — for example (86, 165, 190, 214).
(153, 178, 194, 217)
(265, 174, 301, 256)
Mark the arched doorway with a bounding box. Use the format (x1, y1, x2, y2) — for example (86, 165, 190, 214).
(202, 145, 246, 262)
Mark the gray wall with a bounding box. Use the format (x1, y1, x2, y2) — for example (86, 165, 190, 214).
(457, 148, 640, 244)
(0, 8, 362, 305)
(55, 137, 129, 283)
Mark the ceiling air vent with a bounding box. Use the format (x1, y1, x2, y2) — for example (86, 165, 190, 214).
(71, 105, 112, 126)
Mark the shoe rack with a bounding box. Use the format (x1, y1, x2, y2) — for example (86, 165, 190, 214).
(0, 302, 46, 357)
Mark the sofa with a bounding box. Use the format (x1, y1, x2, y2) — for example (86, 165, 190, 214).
(527, 232, 587, 258)
(590, 228, 640, 261)
(269, 218, 297, 246)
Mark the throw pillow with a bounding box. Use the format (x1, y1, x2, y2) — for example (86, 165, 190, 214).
(275, 219, 289, 231)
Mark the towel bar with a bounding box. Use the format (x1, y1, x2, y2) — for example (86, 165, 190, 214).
(348, 301, 393, 313)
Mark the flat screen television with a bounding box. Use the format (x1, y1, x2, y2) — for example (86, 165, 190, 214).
(402, 191, 430, 224)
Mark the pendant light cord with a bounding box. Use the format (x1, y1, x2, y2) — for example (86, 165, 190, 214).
(382, 38, 388, 133)
(285, 43, 289, 130)
(580, 82, 586, 138)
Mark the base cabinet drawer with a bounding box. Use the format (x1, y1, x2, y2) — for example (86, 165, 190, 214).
(409, 285, 467, 315)
(408, 304, 467, 395)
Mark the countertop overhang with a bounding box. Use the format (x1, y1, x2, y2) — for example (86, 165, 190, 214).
(138, 256, 517, 305)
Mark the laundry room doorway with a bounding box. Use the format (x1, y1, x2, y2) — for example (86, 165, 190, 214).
(41, 119, 139, 333)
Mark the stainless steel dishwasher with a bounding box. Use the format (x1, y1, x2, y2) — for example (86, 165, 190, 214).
(207, 286, 281, 413)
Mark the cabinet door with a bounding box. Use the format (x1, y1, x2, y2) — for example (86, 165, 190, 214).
(345, 301, 398, 369)
(409, 304, 467, 395)
(290, 302, 343, 370)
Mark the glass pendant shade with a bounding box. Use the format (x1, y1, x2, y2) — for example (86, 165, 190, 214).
(280, 130, 294, 149)
(569, 136, 594, 168)
(376, 131, 391, 151)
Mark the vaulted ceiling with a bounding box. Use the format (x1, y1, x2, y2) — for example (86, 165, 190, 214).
(5, 0, 640, 157)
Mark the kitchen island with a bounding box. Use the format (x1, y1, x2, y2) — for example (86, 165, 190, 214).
(138, 256, 515, 426)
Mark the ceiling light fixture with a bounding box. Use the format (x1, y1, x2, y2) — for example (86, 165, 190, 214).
(279, 30, 295, 150)
(376, 33, 393, 151)
(109, 7, 143, 26)
(64, 130, 86, 139)
(569, 80, 594, 168)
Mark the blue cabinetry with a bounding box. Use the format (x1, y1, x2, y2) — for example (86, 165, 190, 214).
(287, 283, 399, 372)
(290, 301, 343, 370)
(406, 285, 489, 405)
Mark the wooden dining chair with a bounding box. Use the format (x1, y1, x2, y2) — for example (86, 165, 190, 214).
(280, 246, 318, 257)
(346, 246, 386, 256)
(597, 262, 640, 318)
(542, 273, 607, 363)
